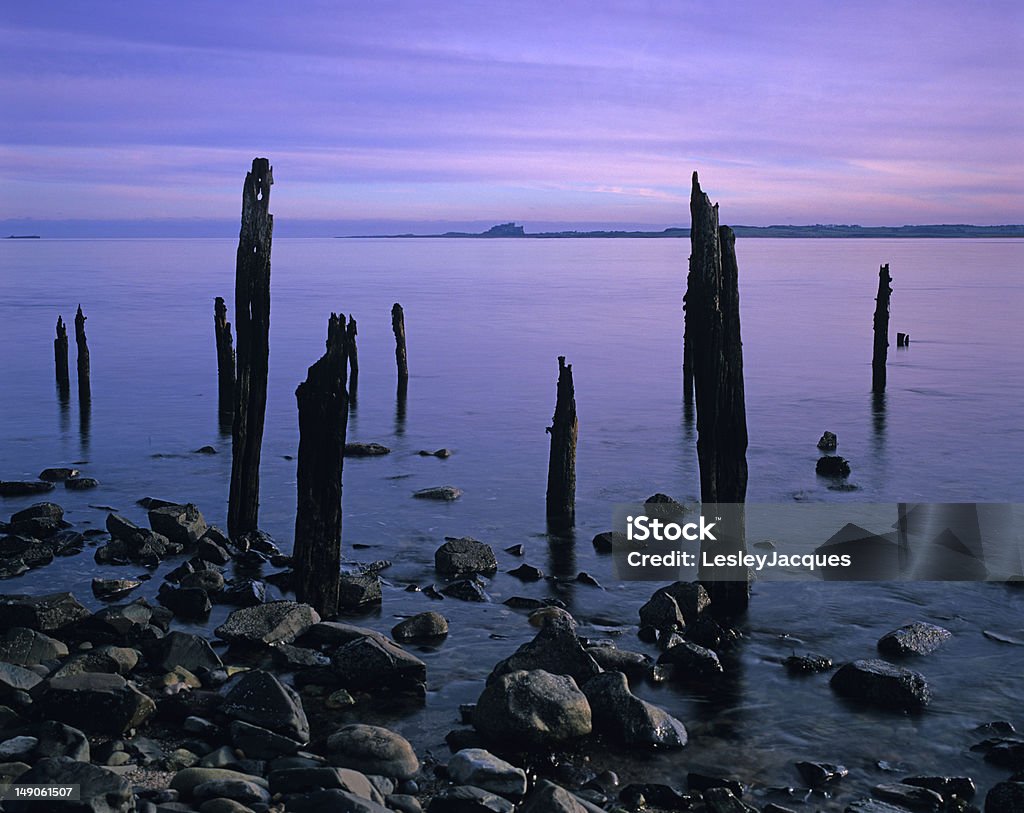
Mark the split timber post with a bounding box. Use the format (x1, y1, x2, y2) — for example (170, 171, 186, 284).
(872, 263, 892, 393)
(228, 158, 273, 538)
(688, 172, 750, 617)
(214, 296, 235, 418)
(74, 305, 90, 404)
(546, 355, 578, 530)
(392, 303, 408, 397)
(347, 316, 359, 403)
(294, 313, 350, 617)
(54, 315, 70, 396)
(682, 290, 694, 408)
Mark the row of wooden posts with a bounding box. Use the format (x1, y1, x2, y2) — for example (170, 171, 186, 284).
(51, 160, 903, 621)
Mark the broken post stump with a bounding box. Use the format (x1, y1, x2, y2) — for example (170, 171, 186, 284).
(228, 158, 273, 538)
(294, 313, 350, 617)
(392, 302, 408, 395)
(347, 315, 359, 402)
(546, 355, 578, 528)
(897, 332, 909, 347)
(54, 315, 70, 396)
(688, 172, 749, 617)
(74, 305, 90, 403)
(872, 263, 892, 393)
(214, 296, 235, 418)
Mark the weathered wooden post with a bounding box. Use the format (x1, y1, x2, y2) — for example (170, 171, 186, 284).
(872, 263, 892, 393)
(74, 305, 90, 403)
(546, 355, 578, 529)
(682, 291, 694, 408)
(688, 172, 749, 617)
(294, 313, 350, 617)
(54, 315, 70, 396)
(391, 303, 409, 394)
(214, 296, 235, 418)
(346, 316, 359, 403)
(228, 158, 273, 538)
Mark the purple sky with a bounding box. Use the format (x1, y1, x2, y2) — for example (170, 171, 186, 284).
(2, 2, 1021, 232)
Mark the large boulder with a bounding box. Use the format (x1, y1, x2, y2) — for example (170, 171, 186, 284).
(38, 673, 155, 735)
(582, 671, 687, 748)
(657, 641, 723, 678)
(447, 748, 527, 798)
(0, 662, 44, 696)
(337, 573, 382, 610)
(649, 582, 711, 626)
(32, 720, 91, 762)
(4, 756, 133, 813)
(473, 669, 592, 746)
(215, 601, 320, 646)
(221, 670, 309, 743)
(488, 620, 601, 686)
(519, 780, 600, 813)
(0, 627, 69, 665)
(326, 724, 419, 780)
(435, 537, 498, 577)
(830, 659, 930, 711)
(331, 635, 427, 690)
(146, 630, 223, 673)
(0, 593, 89, 632)
(148, 502, 208, 546)
(986, 781, 1024, 813)
(169, 767, 269, 797)
(877, 623, 951, 656)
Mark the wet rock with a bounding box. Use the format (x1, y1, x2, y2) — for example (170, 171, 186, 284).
(4, 756, 133, 813)
(392, 612, 449, 642)
(796, 761, 848, 786)
(77, 599, 156, 644)
(326, 724, 419, 780)
(586, 645, 651, 679)
(583, 671, 687, 748)
(0, 481, 55, 496)
(147, 630, 224, 673)
(169, 767, 269, 798)
(784, 654, 832, 674)
(229, 719, 303, 760)
(345, 442, 392, 457)
(0, 626, 69, 664)
(519, 780, 599, 812)
(149, 502, 208, 546)
(338, 572, 383, 610)
(92, 578, 142, 601)
(638, 591, 685, 631)
(703, 787, 758, 813)
(180, 569, 226, 593)
(232, 528, 281, 556)
(297, 620, 384, 649)
(414, 486, 462, 501)
(657, 641, 723, 678)
(193, 445, 218, 454)
(816, 456, 851, 477)
(591, 531, 625, 553)
(331, 634, 427, 690)
(10, 502, 63, 524)
(65, 477, 100, 490)
(215, 601, 321, 646)
(504, 544, 524, 556)
(507, 563, 543, 581)
(40, 467, 80, 481)
(435, 537, 498, 577)
(32, 720, 90, 761)
(427, 785, 515, 812)
(198, 537, 232, 565)
(269, 766, 384, 800)
(830, 659, 930, 711)
(575, 571, 601, 587)
(219, 578, 266, 607)
(502, 596, 564, 611)
(39, 673, 155, 735)
(981, 738, 1024, 770)
(284, 789, 391, 812)
(0, 592, 90, 632)
(0, 736, 37, 761)
(158, 583, 212, 618)
(845, 800, 922, 813)
(272, 643, 331, 669)
(877, 622, 951, 656)
(221, 670, 309, 743)
(419, 448, 453, 458)
(388, 793, 423, 813)
(488, 620, 601, 686)
(871, 782, 943, 811)
(985, 781, 1024, 813)
(902, 775, 975, 800)
(473, 669, 592, 746)
(817, 432, 837, 451)
(447, 748, 527, 798)
(528, 606, 576, 630)
(442, 578, 490, 602)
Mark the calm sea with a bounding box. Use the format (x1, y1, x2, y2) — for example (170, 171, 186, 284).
(1, 237, 1023, 802)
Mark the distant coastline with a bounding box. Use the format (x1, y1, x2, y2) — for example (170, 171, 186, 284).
(340, 221, 1024, 239)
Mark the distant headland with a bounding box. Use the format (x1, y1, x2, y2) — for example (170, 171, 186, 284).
(342, 222, 1024, 239)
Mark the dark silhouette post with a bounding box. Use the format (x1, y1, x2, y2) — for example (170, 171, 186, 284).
(546, 356, 578, 529)
(294, 313, 350, 617)
(391, 303, 409, 396)
(228, 158, 273, 538)
(74, 305, 90, 404)
(688, 172, 750, 617)
(872, 263, 892, 393)
(682, 291, 694, 409)
(54, 315, 70, 397)
(346, 316, 359, 403)
(214, 296, 235, 420)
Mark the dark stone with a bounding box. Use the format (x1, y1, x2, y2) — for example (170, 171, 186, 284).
(586, 645, 651, 679)
(488, 620, 601, 686)
(817, 432, 837, 451)
(65, 477, 100, 490)
(473, 669, 591, 747)
(147, 630, 224, 673)
(326, 724, 419, 780)
(33, 720, 91, 761)
(0, 626, 69, 664)
(220, 670, 309, 742)
(344, 442, 391, 457)
(507, 563, 543, 581)
(519, 780, 597, 812)
(816, 456, 851, 477)
(4, 756, 133, 813)
(0, 481, 55, 496)
(796, 761, 848, 786)
(985, 782, 1024, 813)
(504, 544, 524, 556)
(872, 782, 943, 811)
(272, 643, 331, 669)
(0, 662, 43, 696)
(591, 531, 625, 553)
(703, 787, 757, 813)
(282, 788, 392, 813)
(92, 578, 142, 601)
(419, 448, 453, 458)
(219, 578, 267, 607)
(148, 502, 208, 546)
(638, 592, 685, 631)
(180, 569, 226, 593)
(903, 776, 976, 800)
(877, 623, 952, 656)
(392, 612, 449, 642)
(582, 671, 687, 748)
(331, 635, 427, 690)
(435, 537, 498, 577)
(657, 641, 723, 678)
(650, 582, 712, 625)
(337, 572, 382, 610)
(0, 592, 89, 632)
(215, 601, 320, 646)
(414, 486, 462, 501)
(688, 773, 744, 797)
(157, 583, 212, 618)
(830, 659, 930, 711)
(10, 502, 63, 523)
(198, 537, 232, 565)
(229, 719, 303, 759)
(38, 673, 156, 735)
(426, 785, 514, 812)
(784, 654, 832, 674)
(442, 578, 490, 602)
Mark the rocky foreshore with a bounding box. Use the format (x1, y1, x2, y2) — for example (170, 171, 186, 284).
(1, 497, 1022, 813)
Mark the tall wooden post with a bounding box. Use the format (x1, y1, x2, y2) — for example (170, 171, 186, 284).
(546, 356, 578, 528)
(391, 303, 409, 394)
(688, 172, 749, 617)
(294, 313, 350, 617)
(214, 296, 235, 418)
(54, 315, 70, 397)
(228, 158, 273, 538)
(871, 263, 892, 393)
(346, 316, 359, 403)
(682, 291, 694, 408)
(74, 305, 90, 404)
